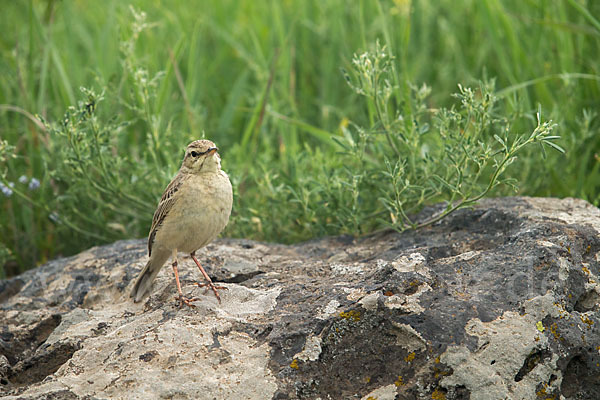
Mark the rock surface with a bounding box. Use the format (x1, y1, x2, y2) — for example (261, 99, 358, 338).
(1, 197, 600, 400)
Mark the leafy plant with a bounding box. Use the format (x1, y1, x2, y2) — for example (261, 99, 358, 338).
(249, 43, 564, 239)
(350, 44, 563, 231)
(1, 0, 596, 276)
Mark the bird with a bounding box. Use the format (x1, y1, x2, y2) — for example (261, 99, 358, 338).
(130, 139, 233, 307)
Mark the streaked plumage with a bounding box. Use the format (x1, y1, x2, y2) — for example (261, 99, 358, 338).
(130, 139, 233, 305)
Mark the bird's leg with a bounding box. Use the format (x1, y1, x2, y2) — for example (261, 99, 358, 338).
(171, 249, 198, 308)
(190, 251, 227, 303)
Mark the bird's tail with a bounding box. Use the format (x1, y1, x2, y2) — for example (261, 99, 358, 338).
(130, 250, 170, 302)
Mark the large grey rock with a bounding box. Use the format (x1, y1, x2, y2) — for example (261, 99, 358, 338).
(1, 197, 599, 399)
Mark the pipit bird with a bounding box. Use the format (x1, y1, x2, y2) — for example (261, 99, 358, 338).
(130, 139, 233, 307)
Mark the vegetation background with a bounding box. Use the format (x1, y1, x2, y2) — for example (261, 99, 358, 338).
(1, 0, 599, 277)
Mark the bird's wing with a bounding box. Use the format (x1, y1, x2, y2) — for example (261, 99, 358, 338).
(148, 173, 187, 256)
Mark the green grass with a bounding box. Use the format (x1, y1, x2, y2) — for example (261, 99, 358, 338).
(1, 0, 599, 276)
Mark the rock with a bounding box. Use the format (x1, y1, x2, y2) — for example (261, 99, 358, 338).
(1, 197, 599, 399)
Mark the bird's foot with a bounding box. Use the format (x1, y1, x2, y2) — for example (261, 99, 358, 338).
(174, 293, 199, 308)
(196, 282, 227, 303)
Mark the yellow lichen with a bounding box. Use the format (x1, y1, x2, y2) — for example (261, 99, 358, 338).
(405, 352, 416, 362)
(582, 265, 591, 274)
(394, 375, 404, 386)
(290, 359, 299, 369)
(536, 383, 557, 399)
(581, 315, 594, 328)
(550, 323, 562, 341)
(433, 367, 451, 379)
(339, 310, 361, 322)
(536, 321, 545, 332)
(431, 388, 446, 400)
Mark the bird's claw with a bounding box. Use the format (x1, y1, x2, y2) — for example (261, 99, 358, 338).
(196, 282, 227, 303)
(174, 294, 199, 308)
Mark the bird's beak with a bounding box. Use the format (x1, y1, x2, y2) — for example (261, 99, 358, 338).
(207, 147, 218, 155)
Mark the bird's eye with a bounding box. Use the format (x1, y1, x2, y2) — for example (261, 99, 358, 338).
(191, 151, 199, 157)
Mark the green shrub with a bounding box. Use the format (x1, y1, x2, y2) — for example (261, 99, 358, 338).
(236, 43, 563, 241)
(0, 1, 598, 276)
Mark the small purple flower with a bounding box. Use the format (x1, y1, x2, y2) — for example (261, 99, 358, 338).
(28, 178, 40, 191)
(18, 175, 28, 184)
(0, 182, 13, 197)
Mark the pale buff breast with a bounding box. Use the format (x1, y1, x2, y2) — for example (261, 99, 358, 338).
(153, 171, 232, 254)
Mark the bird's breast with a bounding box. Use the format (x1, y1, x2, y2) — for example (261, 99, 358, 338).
(155, 171, 232, 254)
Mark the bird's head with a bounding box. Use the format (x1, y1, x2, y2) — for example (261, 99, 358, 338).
(181, 139, 221, 174)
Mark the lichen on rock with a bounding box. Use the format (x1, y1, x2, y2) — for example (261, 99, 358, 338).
(1, 197, 599, 399)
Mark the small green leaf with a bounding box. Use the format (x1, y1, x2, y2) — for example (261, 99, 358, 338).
(543, 140, 566, 154)
(539, 141, 548, 159)
(493, 134, 506, 149)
